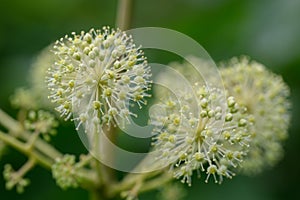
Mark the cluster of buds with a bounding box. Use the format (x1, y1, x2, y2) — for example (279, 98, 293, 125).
(24, 110, 58, 141)
(10, 88, 38, 110)
(3, 164, 31, 193)
(52, 155, 79, 190)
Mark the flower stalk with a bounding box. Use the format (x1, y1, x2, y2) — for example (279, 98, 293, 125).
(116, 0, 134, 30)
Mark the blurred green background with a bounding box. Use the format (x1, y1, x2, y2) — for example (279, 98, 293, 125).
(0, 0, 300, 199)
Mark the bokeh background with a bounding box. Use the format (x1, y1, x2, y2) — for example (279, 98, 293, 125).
(0, 0, 300, 199)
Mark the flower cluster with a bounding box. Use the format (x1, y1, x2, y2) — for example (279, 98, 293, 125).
(10, 48, 56, 112)
(52, 155, 79, 190)
(3, 164, 30, 193)
(10, 88, 38, 110)
(29, 46, 55, 109)
(47, 27, 151, 131)
(167, 59, 203, 85)
(220, 57, 291, 174)
(151, 84, 252, 186)
(158, 183, 186, 200)
(24, 110, 58, 141)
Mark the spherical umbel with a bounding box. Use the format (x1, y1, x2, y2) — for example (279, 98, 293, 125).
(151, 84, 253, 186)
(47, 27, 152, 130)
(220, 57, 291, 175)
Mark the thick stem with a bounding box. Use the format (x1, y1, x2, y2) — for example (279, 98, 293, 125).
(102, 125, 117, 183)
(91, 125, 117, 189)
(139, 173, 173, 193)
(76, 169, 99, 190)
(116, 0, 134, 30)
(0, 109, 23, 134)
(93, 127, 104, 185)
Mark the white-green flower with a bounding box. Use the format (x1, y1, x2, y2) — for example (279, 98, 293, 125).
(220, 56, 291, 174)
(29, 46, 55, 109)
(47, 27, 151, 130)
(10, 88, 38, 110)
(3, 164, 30, 193)
(10, 47, 56, 111)
(158, 182, 186, 200)
(24, 110, 58, 141)
(151, 84, 252, 185)
(52, 155, 79, 189)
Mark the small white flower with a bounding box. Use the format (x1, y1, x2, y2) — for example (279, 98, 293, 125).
(47, 27, 151, 130)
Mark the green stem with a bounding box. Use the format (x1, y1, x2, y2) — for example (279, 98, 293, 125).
(0, 130, 52, 169)
(108, 151, 166, 196)
(91, 123, 118, 188)
(139, 173, 173, 193)
(76, 169, 99, 190)
(13, 158, 36, 180)
(0, 129, 98, 189)
(76, 154, 93, 169)
(0, 109, 98, 189)
(0, 109, 23, 135)
(89, 189, 107, 200)
(30, 134, 62, 159)
(108, 171, 172, 198)
(108, 170, 161, 197)
(116, 0, 134, 30)
(102, 125, 117, 183)
(26, 130, 40, 150)
(0, 108, 62, 159)
(92, 126, 104, 185)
